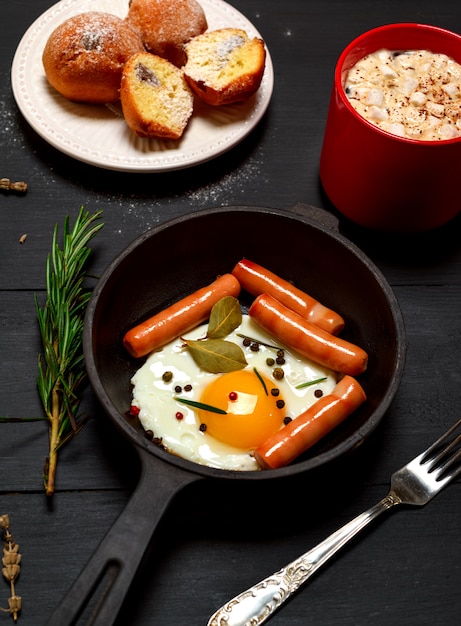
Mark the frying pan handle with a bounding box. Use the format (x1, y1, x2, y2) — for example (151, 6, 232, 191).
(46, 450, 202, 626)
(290, 203, 340, 231)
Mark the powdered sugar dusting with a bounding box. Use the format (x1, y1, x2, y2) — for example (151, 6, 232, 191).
(45, 12, 143, 60)
(127, 0, 207, 51)
(104, 154, 269, 233)
(186, 154, 268, 206)
(0, 100, 21, 149)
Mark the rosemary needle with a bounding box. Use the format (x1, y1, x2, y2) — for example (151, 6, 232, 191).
(35, 207, 103, 496)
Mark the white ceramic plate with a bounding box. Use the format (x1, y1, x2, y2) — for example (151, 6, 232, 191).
(11, 0, 274, 172)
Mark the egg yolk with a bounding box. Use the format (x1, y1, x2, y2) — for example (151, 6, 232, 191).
(197, 370, 285, 449)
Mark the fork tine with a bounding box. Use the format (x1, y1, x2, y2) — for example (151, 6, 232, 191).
(432, 444, 461, 481)
(420, 418, 461, 481)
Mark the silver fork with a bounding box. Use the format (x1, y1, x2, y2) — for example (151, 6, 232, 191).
(207, 418, 461, 626)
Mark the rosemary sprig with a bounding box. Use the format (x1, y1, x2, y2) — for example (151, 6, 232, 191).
(35, 208, 103, 496)
(236, 333, 281, 351)
(253, 367, 268, 395)
(295, 376, 328, 389)
(174, 397, 227, 414)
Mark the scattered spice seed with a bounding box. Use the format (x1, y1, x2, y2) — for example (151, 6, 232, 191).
(175, 412, 184, 420)
(276, 355, 285, 365)
(184, 384, 192, 392)
(270, 388, 280, 397)
(144, 429, 154, 439)
(0, 178, 27, 194)
(283, 416, 292, 425)
(314, 389, 324, 398)
(162, 371, 173, 383)
(273, 367, 285, 380)
(250, 342, 260, 352)
(199, 423, 207, 432)
(266, 357, 275, 366)
(0, 515, 21, 623)
(174, 385, 182, 393)
(229, 391, 238, 401)
(276, 399, 285, 409)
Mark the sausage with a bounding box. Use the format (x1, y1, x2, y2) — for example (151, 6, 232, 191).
(232, 258, 345, 335)
(255, 375, 366, 469)
(123, 273, 241, 358)
(248, 293, 368, 376)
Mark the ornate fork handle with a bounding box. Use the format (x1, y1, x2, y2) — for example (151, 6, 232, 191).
(208, 495, 399, 626)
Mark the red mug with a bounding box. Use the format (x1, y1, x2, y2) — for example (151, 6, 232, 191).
(320, 23, 461, 232)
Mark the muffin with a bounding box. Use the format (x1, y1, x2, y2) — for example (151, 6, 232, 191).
(42, 12, 145, 103)
(120, 51, 194, 139)
(126, 0, 207, 66)
(183, 28, 266, 105)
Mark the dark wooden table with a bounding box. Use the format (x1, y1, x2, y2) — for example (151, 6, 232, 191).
(1, 1, 461, 624)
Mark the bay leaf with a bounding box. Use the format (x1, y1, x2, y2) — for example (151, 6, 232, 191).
(185, 337, 248, 373)
(207, 296, 242, 339)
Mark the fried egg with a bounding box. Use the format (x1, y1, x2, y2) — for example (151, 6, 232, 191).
(130, 315, 337, 471)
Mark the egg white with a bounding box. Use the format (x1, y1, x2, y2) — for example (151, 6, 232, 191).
(130, 315, 337, 471)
